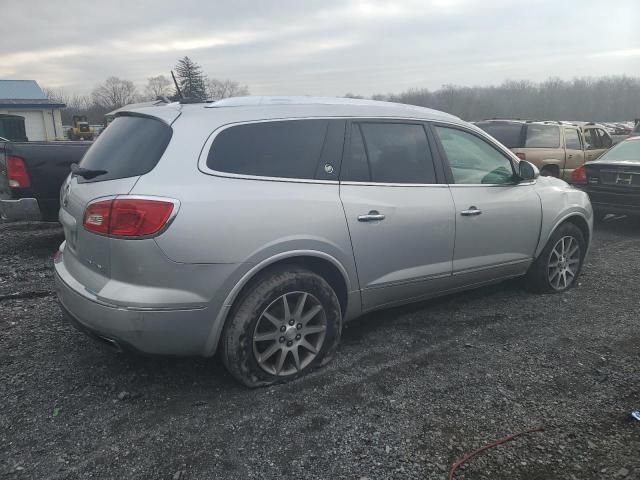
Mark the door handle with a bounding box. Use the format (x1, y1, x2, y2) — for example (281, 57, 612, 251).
(358, 210, 385, 222)
(460, 206, 482, 216)
(567, 154, 573, 159)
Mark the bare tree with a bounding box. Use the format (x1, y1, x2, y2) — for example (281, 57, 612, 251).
(91, 76, 139, 109)
(206, 78, 249, 101)
(144, 75, 172, 100)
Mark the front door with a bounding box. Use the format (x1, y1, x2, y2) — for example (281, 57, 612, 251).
(339, 121, 455, 311)
(563, 127, 585, 180)
(432, 125, 542, 286)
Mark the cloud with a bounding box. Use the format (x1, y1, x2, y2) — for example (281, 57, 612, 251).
(1, 0, 638, 96)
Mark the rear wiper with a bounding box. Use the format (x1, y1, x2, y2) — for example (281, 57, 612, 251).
(70, 163, 107, 180)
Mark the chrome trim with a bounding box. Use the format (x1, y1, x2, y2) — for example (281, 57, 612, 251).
(197, 115, 472, 185)
(340, 181, 448, 187)
(357, 213, 385, 222)
(460, 208, 482, 216)
(448, 181, 536, 187)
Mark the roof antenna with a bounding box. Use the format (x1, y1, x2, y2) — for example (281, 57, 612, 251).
(171, 70, 183, 99)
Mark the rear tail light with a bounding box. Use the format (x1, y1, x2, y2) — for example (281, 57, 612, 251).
(83, 197, 177, 237)
(570, 165, 587, 185)
(515, 152, 526, 160)
(6, 156, 31, 188)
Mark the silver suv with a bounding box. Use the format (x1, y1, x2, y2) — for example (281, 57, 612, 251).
(54, 97, 593, 387)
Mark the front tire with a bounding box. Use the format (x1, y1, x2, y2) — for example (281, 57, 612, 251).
(525, 222, 586, 293)
(221, 266, 342, 387)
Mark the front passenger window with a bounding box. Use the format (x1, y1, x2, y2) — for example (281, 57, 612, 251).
(434, 126, 515, 185)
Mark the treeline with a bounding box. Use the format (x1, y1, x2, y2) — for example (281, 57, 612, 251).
(349, 76, 640, 122)
(44, 56, 249, 124)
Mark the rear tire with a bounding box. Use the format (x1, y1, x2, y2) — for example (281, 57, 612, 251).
(524, 222, 586, 293)
(221, 266, 342, 387)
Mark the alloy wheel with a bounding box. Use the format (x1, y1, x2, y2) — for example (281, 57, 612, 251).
(252, 292, 327, 376)
(547, 235, 581, 291)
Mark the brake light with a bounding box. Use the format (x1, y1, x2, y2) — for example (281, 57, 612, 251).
(83, 198, 176, 237)
(6, 156, 31, 188)
(515, 152, 526, 160)
(570, 165, 587, 185)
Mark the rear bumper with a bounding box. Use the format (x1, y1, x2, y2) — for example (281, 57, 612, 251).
(54, 252, 218, 356)
(0, 197, 42, 221)
(578, 187, 640, 217)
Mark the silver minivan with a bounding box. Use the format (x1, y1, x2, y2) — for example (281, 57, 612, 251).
(54, 97, 593, 387)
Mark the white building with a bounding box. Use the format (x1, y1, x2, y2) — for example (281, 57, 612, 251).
(0, 80, 65, 141)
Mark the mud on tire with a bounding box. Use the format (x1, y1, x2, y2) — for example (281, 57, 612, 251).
(220, 266, 342, 387)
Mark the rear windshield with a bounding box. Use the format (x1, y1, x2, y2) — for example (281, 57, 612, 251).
(78, 115, 172, 183)
(524, 124, 561, 148)
(474, 122, 524, 148)
(600, 140, 640, 162)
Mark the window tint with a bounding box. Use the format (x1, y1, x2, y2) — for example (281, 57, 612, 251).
(435, 126, 515, 185)
(340, 124, 369, 182)
(524, 124, 560, 148)
(342, 122, 436, 184)
(207, 120, 329, 179)
(564, 128, 582, 150)
(78, 115, 172, 183)
(474, 122, 524, 148)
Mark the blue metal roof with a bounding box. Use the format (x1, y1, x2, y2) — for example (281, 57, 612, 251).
(0, 80, 48, 100)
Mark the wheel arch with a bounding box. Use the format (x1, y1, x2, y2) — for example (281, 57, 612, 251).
(203, 250, 352, 357)
(536, 212, 591, 259)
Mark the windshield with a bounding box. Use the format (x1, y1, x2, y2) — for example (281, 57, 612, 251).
(599, 139, 640, 163)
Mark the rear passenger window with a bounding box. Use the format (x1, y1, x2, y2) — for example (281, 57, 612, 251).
(524, 124, 560, 148)
(207, 120, 329, 179)
(342, 122, 436, 184)
(564, 128, 582, 150)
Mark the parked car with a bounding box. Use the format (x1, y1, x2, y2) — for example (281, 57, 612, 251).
(474, 120, 611, 179)
(54, 97, 593, 387)
(0, 141, 91, 221)
(571, 136, 640, 219)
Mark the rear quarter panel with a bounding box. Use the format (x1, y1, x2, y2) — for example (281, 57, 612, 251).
(129, 108, 359, 300)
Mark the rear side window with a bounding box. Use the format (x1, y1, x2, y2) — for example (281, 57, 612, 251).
(474, 122, 524, 148)
(78, 115, 172, 183)
(342, 122, 436, 184)
(207, 120, 329, 179)
(524, 124, 560, 148)
(564, 128, 582, 150)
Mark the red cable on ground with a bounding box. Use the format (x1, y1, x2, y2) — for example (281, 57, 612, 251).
(448, 426, 545, 480)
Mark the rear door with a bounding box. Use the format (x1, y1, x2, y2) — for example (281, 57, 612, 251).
(339, 120, 455, 310)
(59, 114, 173, 293)
(562, 127, 585, 179)
(431, 124, 541, 285)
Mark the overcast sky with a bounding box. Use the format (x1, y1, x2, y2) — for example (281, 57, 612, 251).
(2, 0, 639, 96)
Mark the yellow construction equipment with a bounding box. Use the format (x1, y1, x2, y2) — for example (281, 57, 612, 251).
(67, 115, 94, 141)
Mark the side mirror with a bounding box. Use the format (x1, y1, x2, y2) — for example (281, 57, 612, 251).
(518, 160, 539, 181)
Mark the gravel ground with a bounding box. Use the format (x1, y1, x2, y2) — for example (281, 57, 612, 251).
(1, 218, 639, 479)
